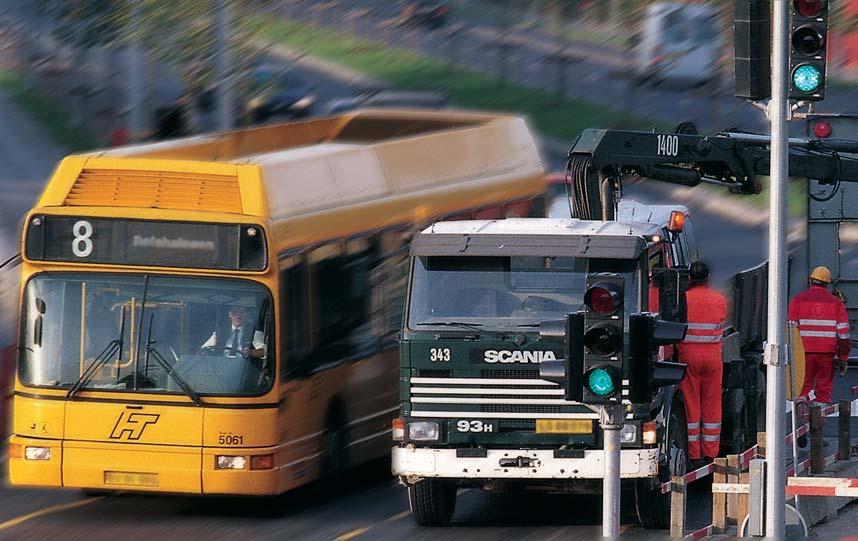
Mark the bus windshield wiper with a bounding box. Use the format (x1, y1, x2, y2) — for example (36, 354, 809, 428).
(143, 314, 204, 407)
(68, 306, 126, 399)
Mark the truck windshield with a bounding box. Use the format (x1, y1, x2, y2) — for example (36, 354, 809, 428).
(20, 273, 273, 396)
(408, 256, 638, 329)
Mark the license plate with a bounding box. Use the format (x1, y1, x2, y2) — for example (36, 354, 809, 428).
(104, 471, 159, 487)
(535, 419, 593, 434)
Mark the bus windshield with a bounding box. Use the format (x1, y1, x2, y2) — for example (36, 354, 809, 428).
(407, 256, 639, 329)
(20, 273, 274, 396)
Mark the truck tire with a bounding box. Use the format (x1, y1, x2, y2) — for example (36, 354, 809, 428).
(408, 479, 457, 526)
(635, 397, 688, 529)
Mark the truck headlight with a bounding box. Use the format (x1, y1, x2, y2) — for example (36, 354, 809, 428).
(24, 446, 51, 461)
(408, 421, 440, 442)
(216, 455, 247, 470)
(620, 424, 639, 445)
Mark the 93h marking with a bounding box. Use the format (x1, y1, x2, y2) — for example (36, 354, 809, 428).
(456, 420, 494, 433)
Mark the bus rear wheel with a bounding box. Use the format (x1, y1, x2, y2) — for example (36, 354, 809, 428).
(408, 479, 457, 526)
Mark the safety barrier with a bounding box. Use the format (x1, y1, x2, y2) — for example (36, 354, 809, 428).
(786, 477, 858, 497)
(668, 392, 858, 539)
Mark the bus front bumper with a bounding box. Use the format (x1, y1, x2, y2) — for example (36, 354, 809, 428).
(392, 446, 659, 480)
(8, 435, 281, 496)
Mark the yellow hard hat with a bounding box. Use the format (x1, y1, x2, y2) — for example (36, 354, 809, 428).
(810, 266, 832, 284)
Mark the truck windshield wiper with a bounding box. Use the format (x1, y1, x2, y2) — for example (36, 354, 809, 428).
(68, 306, 126, 399)
(142, 313, 204, 407)
(417, 320, 484, 333)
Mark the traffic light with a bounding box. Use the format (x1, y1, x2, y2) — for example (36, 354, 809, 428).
(789, 0, 829, 101)
(652, 268, 691, 322)
(581, 276, 624, 404)
(628, 314, 688, 403)
(734, 0, 771, 100)
(538, 312, 585, 402)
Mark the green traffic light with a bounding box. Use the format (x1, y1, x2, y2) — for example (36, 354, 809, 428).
(587, 368, 616, 397)
(793, 64, 822, 93)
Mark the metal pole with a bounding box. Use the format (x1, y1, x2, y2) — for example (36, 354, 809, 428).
(128, 0, 145, 141)
(214, 0, 233, 131)
(764, 1, 789, 538)
(601, 404, 623, 539)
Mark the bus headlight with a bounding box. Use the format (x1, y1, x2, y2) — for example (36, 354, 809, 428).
(408, 421, 440, 442)
(620, 424, 639, 445)
(216, 455, 247, 470)
(24, 446, 52, 461)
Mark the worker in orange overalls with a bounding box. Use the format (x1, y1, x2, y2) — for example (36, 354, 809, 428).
(788, 266, 851, 406)
(678, 261, 728, 469)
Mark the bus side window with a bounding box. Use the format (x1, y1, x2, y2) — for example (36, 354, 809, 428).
(280, 255, 310, 380)
(343, 237, 380, 359)
(310, 243, 349, 364)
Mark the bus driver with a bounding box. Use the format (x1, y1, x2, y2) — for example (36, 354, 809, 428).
(201, 306, 266, 359)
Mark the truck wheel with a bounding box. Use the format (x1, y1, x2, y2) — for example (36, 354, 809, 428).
(408, 479, 457, 526)
(635, 398, 688, 529)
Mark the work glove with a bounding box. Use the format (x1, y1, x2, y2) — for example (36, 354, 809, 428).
(838, 359, 848, 377)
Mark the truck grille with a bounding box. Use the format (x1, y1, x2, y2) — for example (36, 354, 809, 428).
(408, 374, 596, 422)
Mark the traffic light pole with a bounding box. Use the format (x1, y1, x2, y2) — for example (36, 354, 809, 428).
(600, 404, 623, 539)
(764, 1, 789, 538)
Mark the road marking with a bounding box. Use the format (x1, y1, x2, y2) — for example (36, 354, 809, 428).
(384, 510, 411, 522)
(0, 497, 102, 531)
(334, 526, 371, 541)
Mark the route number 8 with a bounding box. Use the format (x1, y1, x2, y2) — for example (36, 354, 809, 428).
(72, 220, 93, 257)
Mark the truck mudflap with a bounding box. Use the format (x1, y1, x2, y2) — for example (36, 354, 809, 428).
(392, 447, 659, 480)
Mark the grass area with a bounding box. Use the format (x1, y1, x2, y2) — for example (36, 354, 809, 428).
(256, 19, 664, 140)
(0, 69, 98, 152)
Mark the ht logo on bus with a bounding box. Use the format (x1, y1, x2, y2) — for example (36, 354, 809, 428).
(109, 412, 160, 441)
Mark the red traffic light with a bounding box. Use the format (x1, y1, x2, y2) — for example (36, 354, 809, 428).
(813, 121, 833, 138)
(794, 0, 825, 18)
(584, 282, 623, 316)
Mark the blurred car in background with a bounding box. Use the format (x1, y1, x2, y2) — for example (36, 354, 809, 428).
(324, 89, 449, 115)
(243, 66, 316, 124)
(632, 2, 722, 88)
(397, 1, 449, 30)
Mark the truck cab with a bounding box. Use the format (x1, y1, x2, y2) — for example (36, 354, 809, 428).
(393, 214, 698, 528)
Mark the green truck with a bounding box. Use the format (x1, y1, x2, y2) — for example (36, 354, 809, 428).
(392, 213, 698, 528)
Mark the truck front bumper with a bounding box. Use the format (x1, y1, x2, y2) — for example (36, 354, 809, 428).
(392, 447, 659, 480)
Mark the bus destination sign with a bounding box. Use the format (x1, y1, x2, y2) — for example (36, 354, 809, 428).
(25, 216, 266, 271)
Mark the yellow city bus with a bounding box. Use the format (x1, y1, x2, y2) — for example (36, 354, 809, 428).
(8, 109, 545, 495)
